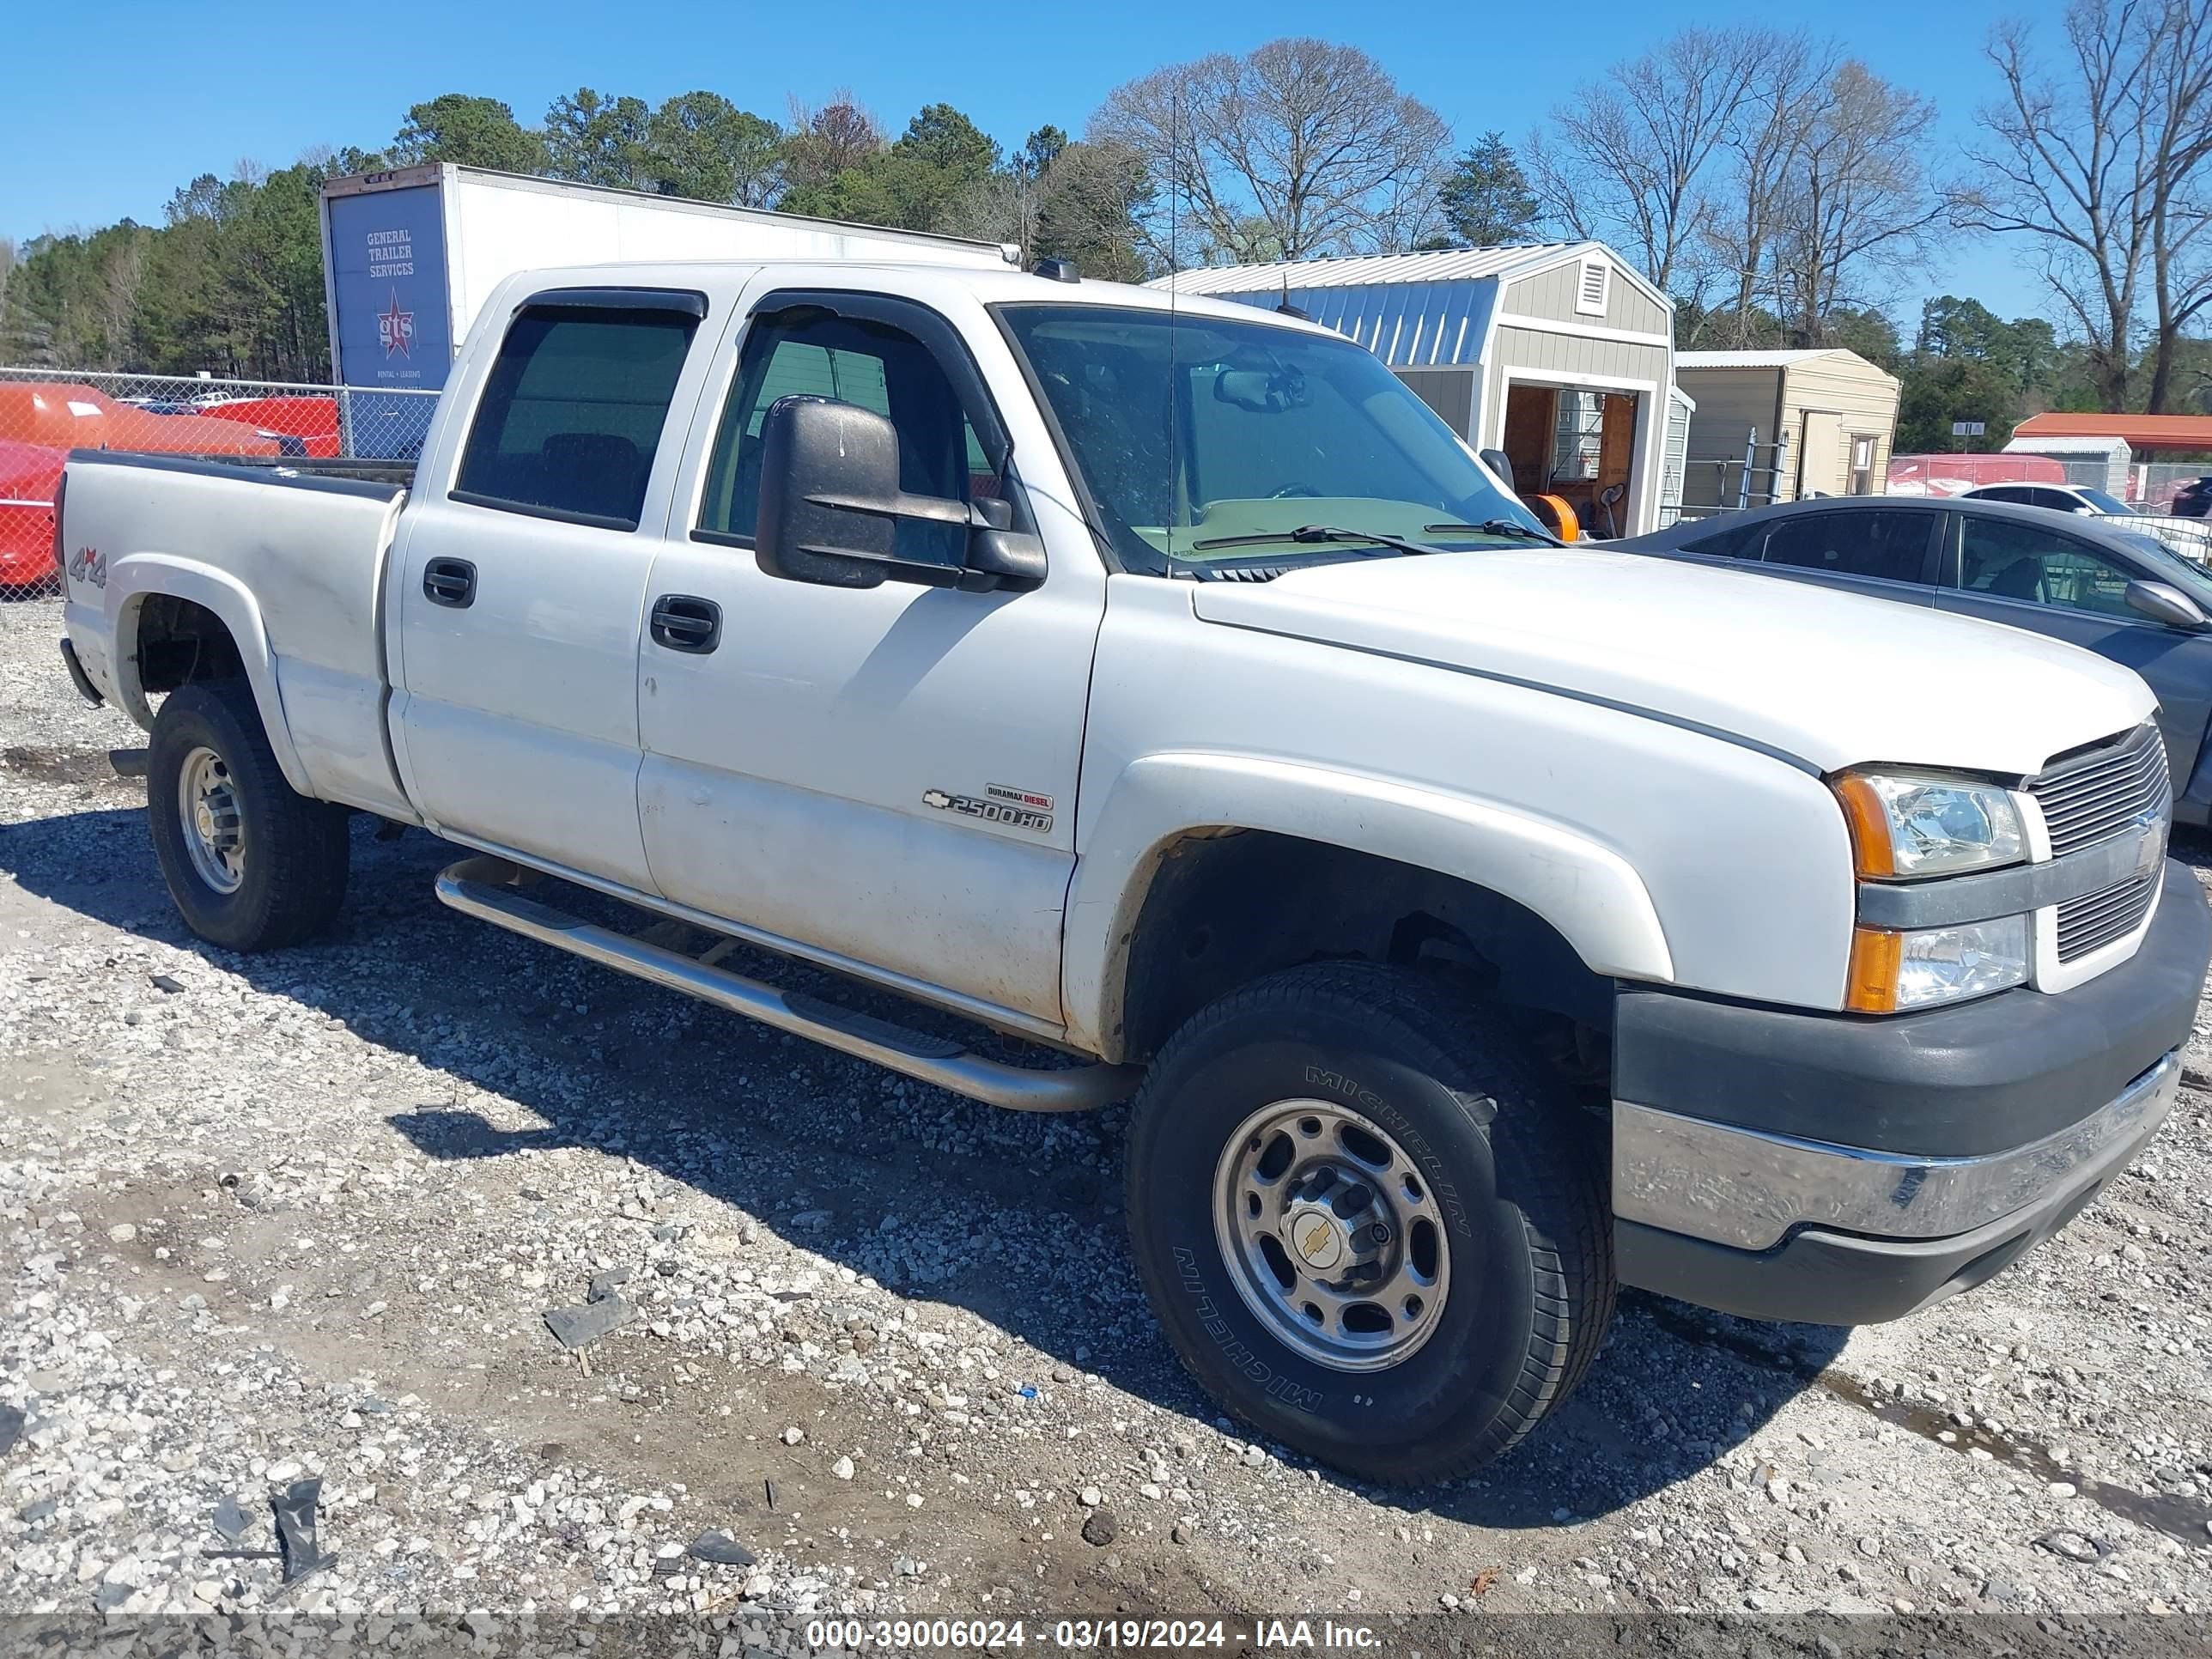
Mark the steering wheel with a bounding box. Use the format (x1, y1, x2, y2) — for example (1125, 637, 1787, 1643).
(1268, 483, 1323, 499)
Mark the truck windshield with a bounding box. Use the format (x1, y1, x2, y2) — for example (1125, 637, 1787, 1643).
(997, 302, 1547, 572)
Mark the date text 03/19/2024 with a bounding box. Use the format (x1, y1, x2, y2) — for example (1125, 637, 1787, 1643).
(801, 1620, 1383, 1650)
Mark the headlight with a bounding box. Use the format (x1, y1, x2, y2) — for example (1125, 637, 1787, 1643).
(1832, 770, 2027, 878)
(1847, 915, 2031, 1013)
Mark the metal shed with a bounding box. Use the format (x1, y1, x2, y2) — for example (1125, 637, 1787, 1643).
(1155, 243, 1675, 537)
(1673, 349, 1901, 514)
(1999, 434, 2131, 496)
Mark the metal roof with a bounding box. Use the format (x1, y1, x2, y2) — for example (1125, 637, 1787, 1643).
(2012, 412, 2212, 453)
(1153, 243, 1583, 295)
(1206, 280, 1500, 368)
(2002, 434, 2132, 457)
(1676, 349, 1843, 368)
(1143, 241, 1668, 371)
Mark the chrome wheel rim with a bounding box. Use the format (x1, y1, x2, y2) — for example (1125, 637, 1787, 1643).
(178, 745, 245, 895)
(1212, 1097, 1451, 1372)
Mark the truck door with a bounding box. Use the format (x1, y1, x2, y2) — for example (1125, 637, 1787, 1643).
(391, 287, 714, 888)
(635, 286, 1105, 1025)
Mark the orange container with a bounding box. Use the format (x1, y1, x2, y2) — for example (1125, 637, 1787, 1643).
(0, 383, 282, 459)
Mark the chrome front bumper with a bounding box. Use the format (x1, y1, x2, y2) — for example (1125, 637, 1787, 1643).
(1613, 1048, 2180, 1252)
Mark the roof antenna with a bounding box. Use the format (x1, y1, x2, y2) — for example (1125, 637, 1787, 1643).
(1167, 84, 1182, 562)
(1275, 266, 1306, 320)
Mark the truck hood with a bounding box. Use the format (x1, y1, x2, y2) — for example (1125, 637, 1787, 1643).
(1188, 548, 2157, 777)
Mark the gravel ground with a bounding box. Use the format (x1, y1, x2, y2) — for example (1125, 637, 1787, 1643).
(2, 592, 2210, 1642)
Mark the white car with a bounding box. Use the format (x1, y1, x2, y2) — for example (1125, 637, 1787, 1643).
(52, 258, 2210, 1483)
(1960, 480, 2136, 517)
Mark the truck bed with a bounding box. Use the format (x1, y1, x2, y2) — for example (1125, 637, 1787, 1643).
(58, 447, 417, 823)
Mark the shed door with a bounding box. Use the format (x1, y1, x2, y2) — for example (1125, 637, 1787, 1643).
(1796, 410, 1844, 498)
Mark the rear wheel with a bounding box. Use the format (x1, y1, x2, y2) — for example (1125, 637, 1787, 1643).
(148, 680, 349, 951)
(1124, 962, 1614, 1483)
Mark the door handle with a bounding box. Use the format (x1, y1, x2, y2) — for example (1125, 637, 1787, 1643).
(650, 594, 722, 654)
(423, 557, 477, 609)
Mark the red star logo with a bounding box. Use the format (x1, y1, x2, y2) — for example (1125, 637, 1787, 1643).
(376, 289, 415, 360)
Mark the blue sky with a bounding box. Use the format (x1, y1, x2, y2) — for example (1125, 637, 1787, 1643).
(4, 0, 2068, 330)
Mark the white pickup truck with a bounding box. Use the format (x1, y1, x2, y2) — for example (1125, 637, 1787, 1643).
(53, 258, 2210, 1483)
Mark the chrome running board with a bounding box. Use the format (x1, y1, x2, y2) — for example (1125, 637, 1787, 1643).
(434, 856, 1135, 1114)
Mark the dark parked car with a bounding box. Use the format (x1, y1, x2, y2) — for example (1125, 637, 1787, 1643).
(2172, 477, 2212, 520)
(1616, 495, 2212, 823)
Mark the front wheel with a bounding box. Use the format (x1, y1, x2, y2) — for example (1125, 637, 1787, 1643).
(1124, 963, 1614, 1483)
(148, 679, 350, 951)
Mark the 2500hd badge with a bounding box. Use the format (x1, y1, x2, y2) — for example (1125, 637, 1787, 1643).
(921, 785, 1054, 834)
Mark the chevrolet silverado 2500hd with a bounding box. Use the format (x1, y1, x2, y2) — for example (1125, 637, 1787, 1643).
(54, 259, 2212, 1484)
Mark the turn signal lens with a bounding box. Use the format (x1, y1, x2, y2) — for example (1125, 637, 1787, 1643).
(1845, 927, 1903, 1013)
(1845, 916, 2032, 1013)
(1834, 775, 1896, 878)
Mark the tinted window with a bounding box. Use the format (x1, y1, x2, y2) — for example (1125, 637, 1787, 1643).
(697, 311, 989, 566)
(1972, 486, 2032, 504)
(1680, 520, 1763, 558)
(455, 306, 698, 529)
(1761, 511, 1931, 583)
(1952, 518, 2137, 617)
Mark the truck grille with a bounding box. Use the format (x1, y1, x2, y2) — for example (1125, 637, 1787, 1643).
(2028, 724, 2170, 858)
(2056, 870, 2160, 962)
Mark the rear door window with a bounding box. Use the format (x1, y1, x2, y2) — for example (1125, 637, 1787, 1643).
(1760, 510, 1934, 584)
(454, 301, 702, 531)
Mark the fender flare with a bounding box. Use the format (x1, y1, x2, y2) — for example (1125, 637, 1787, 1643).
(1061, 752, 1674, 1057)
(107, 553, 314, 796)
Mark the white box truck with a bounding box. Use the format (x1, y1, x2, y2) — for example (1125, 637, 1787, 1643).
(317, 164, 1015, 453)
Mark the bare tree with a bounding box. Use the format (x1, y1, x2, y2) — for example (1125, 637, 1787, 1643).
(2142, 4, 2212, 408)
(1034, 140, 1154, 282)
(1766, 63, 1941, 343)
(1698, 33, 1839, 345)
(1955, 1, 2212, 410)
(938, 140, 1154, 282)
(1090, 39, 1453, 265)
(780, 89, 884, 192)
(1523, 28, 1771, 292)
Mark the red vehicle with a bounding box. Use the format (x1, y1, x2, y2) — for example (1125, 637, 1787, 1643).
(1884, 453, 2068, 497)
(0, 385, 282, 588)
(192, 395, 342, 459)
(0, 440, 65, 587)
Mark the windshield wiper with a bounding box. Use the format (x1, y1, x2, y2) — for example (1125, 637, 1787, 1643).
(1189, 524, 1452, 556)
(1424, 519, 1566, 547)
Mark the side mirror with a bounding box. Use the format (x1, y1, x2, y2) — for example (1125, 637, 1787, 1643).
(755, 395, 1043, 592)
(1479, 447, 1516, 490)
(2125, 579, 2209, 629)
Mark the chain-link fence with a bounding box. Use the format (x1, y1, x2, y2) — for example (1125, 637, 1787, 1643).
(2098, 510, 2212, 565)
(0, 367, 437, 583)
(1886, 453, 2123, 495)
(2136, 460, 2212, 512)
